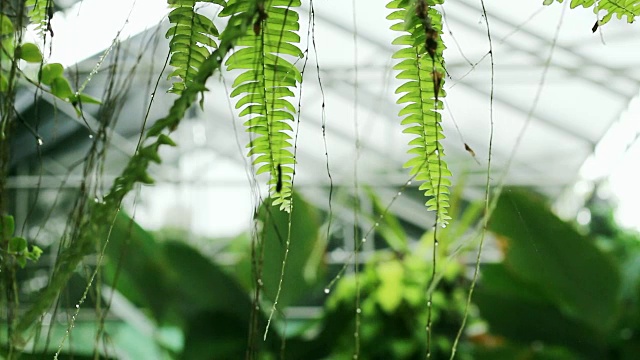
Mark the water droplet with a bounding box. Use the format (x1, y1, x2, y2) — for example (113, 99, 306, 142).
(257, 279, 263, 286)
(356, 308, 361, 314)
(427, 301, 431, 307)
(397, 192, 402, 196)
(441, 223, 447, 228)
(374, 222, 379, 227)
(37, 138, 43, 146)
(407, 181, 412, 185)
(75, 304, 79, 309)
(353, 332, 359, 338)
(435, 240, 439, 246)
(336, 274, 341, 279)
(324, 288, 330, 294)
(425, 326, 430, 331)
(89, 134, 93, 139)
(255, 305, 260, 310)
(361, 238, 367, 243)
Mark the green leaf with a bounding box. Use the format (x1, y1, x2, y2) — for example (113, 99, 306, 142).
(50, 76, 74, 100)
(1, 215, 15, 238)
(387, 0, 451, 225)
(223, 0, 302, 210)
(15, 256, 27, 268)
(39, 63, 64, 86)
(0, 73, 8, 92)
(18, 43, 42, 63)
(26, 245, 43, 261)
(0, 14, 13, 35)
(375, 260, 405, 313)
(475, 263, 607, 357)
(9, 237, 27, 253)
(73, 92, 102, 105)
(249, 193, 324, 307)
(488, 188, 621, 332)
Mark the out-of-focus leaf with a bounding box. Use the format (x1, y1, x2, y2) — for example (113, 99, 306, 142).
(9, 236, 27, 253)
(50, 76, 74, 100)
(1, 214, 15, 238)
(475, 263, 606, 357)
(39, 63, 64, 85)
(376, 260, 404, 313)
(0, 14, 13, 35)
(235, 193, 323, 308)
(18, 43, 42, 63)
(366, 187, 408, 253)
(102, 212, 178, 322)
(488, 189, 621, 332)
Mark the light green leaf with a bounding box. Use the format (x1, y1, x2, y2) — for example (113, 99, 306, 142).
(0, 14, 13, 35)
(39, 63, 64, 85)
(50, 76, 74, 100)
(18, 43, 43, 63)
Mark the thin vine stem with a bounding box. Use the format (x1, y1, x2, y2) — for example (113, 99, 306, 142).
(450, 0, 494, 357)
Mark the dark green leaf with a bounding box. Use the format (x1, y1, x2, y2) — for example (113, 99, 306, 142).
(488, 188, 621, 332)
(1, 214, 15, 238)
(9, 236, 27, 253)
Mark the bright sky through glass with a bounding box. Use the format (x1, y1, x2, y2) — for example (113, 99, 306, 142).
(46, 0, 169, 66)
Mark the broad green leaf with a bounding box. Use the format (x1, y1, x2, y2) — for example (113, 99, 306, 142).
(1, 214, 15, 238)
(0, 14, 13, 35)
(18, 43, 42, 63)
(9, 236, 27, 253)
(39, 63, 64, 85)
(475, 263, 607, 357)
(488, 188, 621, 332)
(50, 76, 74, 100)
(74, 92, 102, 105)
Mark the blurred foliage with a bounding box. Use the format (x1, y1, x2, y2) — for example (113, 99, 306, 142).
(474, 188, 640, 359)
(8, 187, 640, 359)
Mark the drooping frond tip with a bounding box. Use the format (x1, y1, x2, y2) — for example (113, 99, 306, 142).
(387, 0, 452, 225)
(166, 0, 225, 94)
(222, 0, 303, 211)
(543, 0, 640, 25)
(25, 0, 53, 38)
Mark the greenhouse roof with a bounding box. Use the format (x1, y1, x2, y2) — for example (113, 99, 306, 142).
(11, 0, 640, 236)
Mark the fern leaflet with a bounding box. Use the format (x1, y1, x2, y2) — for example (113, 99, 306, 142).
(387, 0, 452, 225)
(221, 0, 303, 211)
(166, 0, 224, 94)
(25, 0, 51, 38)
(544, 0, 640, 24)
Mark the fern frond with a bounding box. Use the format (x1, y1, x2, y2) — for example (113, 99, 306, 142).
(222, 0, 303, 211)
(25, 0, 51, 38)
(387, 0, 452, 225)
(166, 0, 225, 94)
(544, 0, 640, 24)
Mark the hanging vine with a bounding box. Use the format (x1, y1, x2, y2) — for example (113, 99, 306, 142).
(221, 0, 303, 211)
(166, 0, 224, 94)
(387, 0, 452, 225)
(544, 0, 640, 25)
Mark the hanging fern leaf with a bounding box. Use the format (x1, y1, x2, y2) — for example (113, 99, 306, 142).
(25, 0, 51, 38)
(221, 0, 303, 211)
(543, 0, 640, 25)
(166, 0, 225, 94)
(387, 0, 452, 225)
